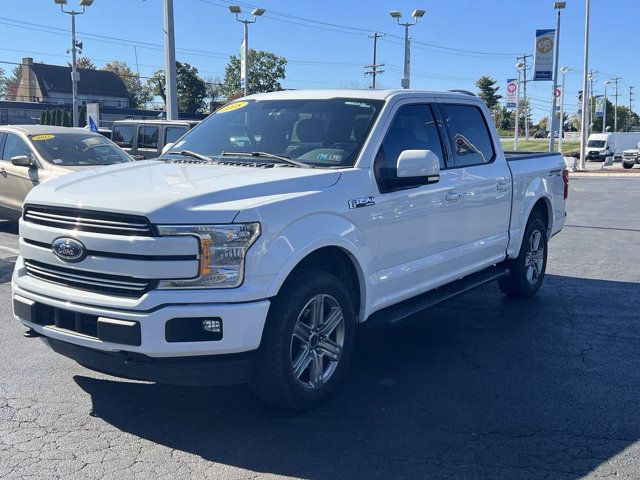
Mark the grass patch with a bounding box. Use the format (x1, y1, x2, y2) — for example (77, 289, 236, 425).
(500, 139, 580, 154)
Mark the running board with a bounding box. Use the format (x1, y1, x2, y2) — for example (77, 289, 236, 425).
(366, 265, 510, 328)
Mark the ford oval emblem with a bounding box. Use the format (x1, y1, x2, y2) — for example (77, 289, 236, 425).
(52, 237, 86, 263)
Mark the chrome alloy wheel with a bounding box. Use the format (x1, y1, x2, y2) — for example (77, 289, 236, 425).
(525, 230, 545, 286)
(289, 294, 345, 390)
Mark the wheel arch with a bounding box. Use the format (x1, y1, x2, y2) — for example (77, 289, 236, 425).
(508, 192, 553, 259)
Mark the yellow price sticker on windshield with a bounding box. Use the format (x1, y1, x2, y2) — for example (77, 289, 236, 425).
(31, 134, 55, 141)
(216, 101, 248, 114)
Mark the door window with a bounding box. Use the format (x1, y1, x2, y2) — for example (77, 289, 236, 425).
(165, 127, 188, 145)
(374, 104, 445, 192)
(440, 104, 495, 167)
(138, 126, 159, 150)
(2, 134, 32, 161)
(112, 125, 135, 148)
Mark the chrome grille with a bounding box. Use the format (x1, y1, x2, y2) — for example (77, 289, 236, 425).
(24, 260, 154, 297)
(23, 205, 154, 237)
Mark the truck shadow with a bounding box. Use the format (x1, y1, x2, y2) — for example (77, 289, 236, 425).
(74, 274, 640, 479)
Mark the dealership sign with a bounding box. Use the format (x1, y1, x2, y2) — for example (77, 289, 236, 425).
(506, 79, 517, 108)
(533, 29, 555, 81)
(595, 96, 605, 117)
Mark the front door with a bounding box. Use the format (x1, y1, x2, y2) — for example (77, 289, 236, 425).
(370, 101, 464, 311)
(0, 133, 40, 216)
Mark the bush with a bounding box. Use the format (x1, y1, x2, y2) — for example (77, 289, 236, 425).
(564, 150, 581, 158)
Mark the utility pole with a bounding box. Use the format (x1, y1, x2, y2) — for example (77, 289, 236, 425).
(630, 86, 635, 131)
(579, 0, 590, 171)
(163, 0, 178, 120)
(610, 76, 622, 132)
(517, 53, 532, 140)
(588, 70, 597, 135)
(365, 32, 385, 89)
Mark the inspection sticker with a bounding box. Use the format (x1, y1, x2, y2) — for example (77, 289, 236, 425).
(216, 101, 248, 114)
(31, 134, 55, 141)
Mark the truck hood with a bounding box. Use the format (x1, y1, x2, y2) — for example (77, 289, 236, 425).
(25, 160, 341, 224)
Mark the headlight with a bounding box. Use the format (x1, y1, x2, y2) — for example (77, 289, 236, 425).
(157, 223, 260, 289)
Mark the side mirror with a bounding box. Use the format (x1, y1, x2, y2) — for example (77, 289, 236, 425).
(396, 150, 440, 182)
(11, 155, 35, 168)
(161, 142, 175, 155)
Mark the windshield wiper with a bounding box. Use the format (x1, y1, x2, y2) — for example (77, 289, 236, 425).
(221, 151, 313, 169)
(169, 150, 216, 163)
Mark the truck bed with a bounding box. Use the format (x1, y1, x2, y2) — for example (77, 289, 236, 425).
(504, 151, 564, 162)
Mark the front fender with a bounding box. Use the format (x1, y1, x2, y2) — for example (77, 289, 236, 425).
(507, 176, 554, 258)
(256, 213, 375, 317)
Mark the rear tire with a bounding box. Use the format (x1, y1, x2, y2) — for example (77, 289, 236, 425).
(623, 162, 634, 169)
(250, 270, 356, 410)
(499, 215, 548, 299)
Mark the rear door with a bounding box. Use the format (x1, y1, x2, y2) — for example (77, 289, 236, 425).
(437, 100, 511, 270)
(111, 124, 137, 158)
(137, 125, 160, 158)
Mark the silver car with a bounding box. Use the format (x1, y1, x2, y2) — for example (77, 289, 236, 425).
(0, 125, 132, 220)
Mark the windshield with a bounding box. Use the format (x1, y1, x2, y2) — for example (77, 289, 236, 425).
(162, 98, 384, 167)
(587, 140, 606, 148)
(30, 133, 132, 166)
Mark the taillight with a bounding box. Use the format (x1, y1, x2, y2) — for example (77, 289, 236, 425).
(562, 169, 569, 199)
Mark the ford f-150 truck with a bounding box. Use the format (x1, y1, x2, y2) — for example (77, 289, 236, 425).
(12, 90, 568, 410)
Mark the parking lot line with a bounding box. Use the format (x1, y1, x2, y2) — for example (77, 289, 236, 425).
(0, 245, 19, 255)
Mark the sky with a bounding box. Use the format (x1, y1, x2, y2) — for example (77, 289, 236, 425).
(2, 0, 638, 122)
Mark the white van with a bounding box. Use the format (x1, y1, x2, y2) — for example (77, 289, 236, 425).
(586, 133, 640, 161)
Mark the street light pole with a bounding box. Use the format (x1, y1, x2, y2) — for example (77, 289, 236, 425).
(603, 81, 610, 133)
(163, 0, 178, 120)
(229, 5, 265, 97)
(515, 62, 524, 151)
(559, 66, 570, 154)
(389, 9, 425, 89)
(55, 0, 94, 127)
(579, 0, 591, 171)
(549, 2, 565, 153)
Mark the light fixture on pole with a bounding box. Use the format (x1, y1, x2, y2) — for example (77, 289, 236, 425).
(229, 5, 265, 97)
(54, 0, 94, 127)
(389, 9, 425, 89)
(602, 80, 611, 133)
(559, 66, 570, 153)
(515, 62, 525, 150)
(579, 0, 591, 171)
(549, 1, 566, 153)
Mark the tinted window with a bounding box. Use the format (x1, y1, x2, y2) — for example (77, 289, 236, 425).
(587, 140, 606, 148)
(165, 127, 188, 145)
(138, 126, 159, 149)
(162, 99, 383, 168)
(2, 134, 32, 161)
(29, 133, 131, 166)
(440, 104, 495, 167)
(374, 104, 445, 192)
(112, 125, 135, 148)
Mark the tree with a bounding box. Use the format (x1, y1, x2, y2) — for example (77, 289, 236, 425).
(220, 49, 287, 99)
(476, 76, 502, 114)
(148, 61, 208, 113)
(71, 57, 96, 69)
(204, 76, 223, 113)
(3, 65, 22, 100)
(102, 61, 152, 109)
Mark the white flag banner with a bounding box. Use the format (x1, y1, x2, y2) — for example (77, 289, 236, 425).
(506, 79, 517, 109)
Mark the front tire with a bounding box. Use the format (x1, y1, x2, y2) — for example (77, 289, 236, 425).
(623, 162, 634, 169)
(499, 215, 548, 298)
(250, 270, 356, 410)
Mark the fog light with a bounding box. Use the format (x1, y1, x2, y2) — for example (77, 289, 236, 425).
(202, 318, 222, 333)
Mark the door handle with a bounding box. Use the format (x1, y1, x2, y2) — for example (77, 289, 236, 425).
(497, 181, 509, 192)
(445, 191, 462, 203)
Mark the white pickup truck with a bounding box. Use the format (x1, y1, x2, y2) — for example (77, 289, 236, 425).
(12, 90, 568, 410)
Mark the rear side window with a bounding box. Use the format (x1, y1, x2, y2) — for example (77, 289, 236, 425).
(138, 126, 159, 149)
(165, 127, 188, 145)
(440, 104, 495, 167)
(374, 104, 445, 192)
(112, 125, 134, 148)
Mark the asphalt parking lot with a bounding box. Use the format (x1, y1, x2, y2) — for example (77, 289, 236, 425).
(1, 176, 639, 480)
